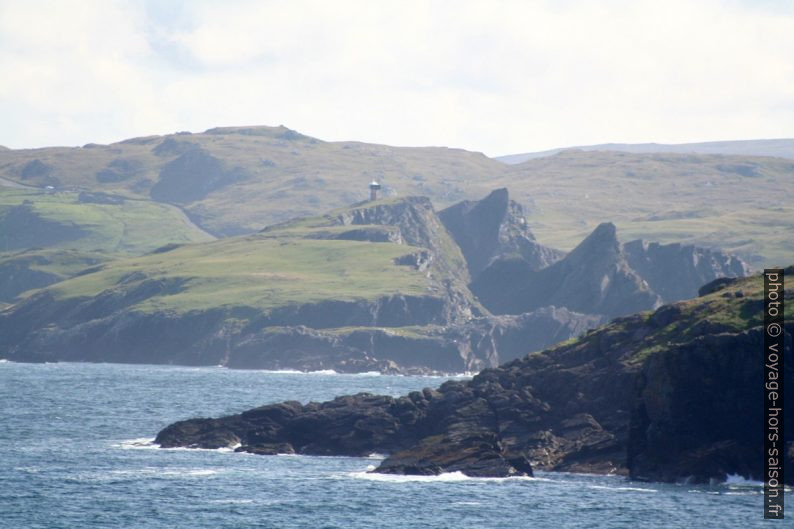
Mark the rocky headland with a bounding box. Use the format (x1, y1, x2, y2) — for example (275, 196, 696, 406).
(156, 269, 792, 484)
(1, 188, 748, 374)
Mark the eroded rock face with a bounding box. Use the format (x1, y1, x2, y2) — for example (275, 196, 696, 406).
(472, 222, 662, 318)
(1, 290, 603, 374)
(330, 196, 471, 283)
(628, 324, 793, 484)
(439, 188, 562, 278)
(472, 222, 749, 319)
(623, 239, 750, 303)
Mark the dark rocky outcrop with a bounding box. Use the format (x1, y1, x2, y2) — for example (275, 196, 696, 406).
(623, 239, 750, 302)
(472, 222, 661, 318)
(19, 159, 55, 183)
(154, 271, 792, 483)
(627, 327, 787, 483)
(329, 196, 471, 283)
(472, 222, 748, 319)
(438, 188, 563, 278)
(150, 148, 249, 204)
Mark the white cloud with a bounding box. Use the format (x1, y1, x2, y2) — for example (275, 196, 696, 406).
(0, 0, 793, 154)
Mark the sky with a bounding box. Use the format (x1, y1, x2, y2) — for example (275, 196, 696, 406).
(1, 0, 793, 156)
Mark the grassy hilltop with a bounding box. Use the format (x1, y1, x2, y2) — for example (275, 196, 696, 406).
(500, 150, 794, 267)
(0, 125, 791, 268)
(49, 234, 430, 314)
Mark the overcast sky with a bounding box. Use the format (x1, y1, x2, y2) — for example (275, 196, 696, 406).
(1, 0, 793, 155)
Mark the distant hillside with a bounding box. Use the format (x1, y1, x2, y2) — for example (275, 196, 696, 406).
(0, 188, 213, 302)
(494, 150, 794, 268)
(496, 138, 794, 164)
(0, 189, 749, 375)
(0, 125, 503, 237)
(0, 126, 792, 268)
(0, 193, 557, 373)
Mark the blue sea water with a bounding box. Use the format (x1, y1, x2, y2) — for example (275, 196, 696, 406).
(0, 361, 771, 528)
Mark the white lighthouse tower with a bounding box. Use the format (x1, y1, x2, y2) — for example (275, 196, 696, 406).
(369, 180, 381, 201)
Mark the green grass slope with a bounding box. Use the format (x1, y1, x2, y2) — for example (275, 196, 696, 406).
(0, 188, 213, 254)
(49, 234, 430, 314)
(40, 196, 468, 314)
(0, 188, 214, 301)
(0, 126, 503, 236)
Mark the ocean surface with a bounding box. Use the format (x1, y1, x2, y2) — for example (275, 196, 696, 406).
(0, 361, 771, 529)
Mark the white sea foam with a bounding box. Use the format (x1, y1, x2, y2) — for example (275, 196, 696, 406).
(116, 438, 159, 450)
(367, 453, 387, 460)
(587, 485, 657, 493)
(106, 467, 220, 478)
(349, 470, 471, 482)
(114, 437, 244, 454)
(724, 474, 764, 487)
(180, 469, 220, 477)
(348, 470, 542, 483)
(254, 369, 339, 375)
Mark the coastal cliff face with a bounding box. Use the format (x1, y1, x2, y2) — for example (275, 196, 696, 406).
(471, 221, 749, 319)
(628, 325, 792, 483)
(0, 188, 749, 375)
(155, 270, 791, 483)
(438, 187, 563, 277)
(0, 190, 595, 372)
(623, 239, 750, 303)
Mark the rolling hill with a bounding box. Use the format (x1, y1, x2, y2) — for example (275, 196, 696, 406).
(496, 138, 794, 163)
(0, 126, 791, 268)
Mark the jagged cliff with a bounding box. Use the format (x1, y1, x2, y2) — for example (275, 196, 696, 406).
(155, 269, 793, 484)
(0, 192, 599, 372)
(622, 239, 750, 302)
(438, 188, 562, 277)
(0, 189, 750, 375)
(471, 221, 748, 318)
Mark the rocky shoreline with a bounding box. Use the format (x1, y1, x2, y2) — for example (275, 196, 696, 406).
(155, 272, 793, 484)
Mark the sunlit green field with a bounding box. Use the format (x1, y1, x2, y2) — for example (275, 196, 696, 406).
(49, 234, 432, 313)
